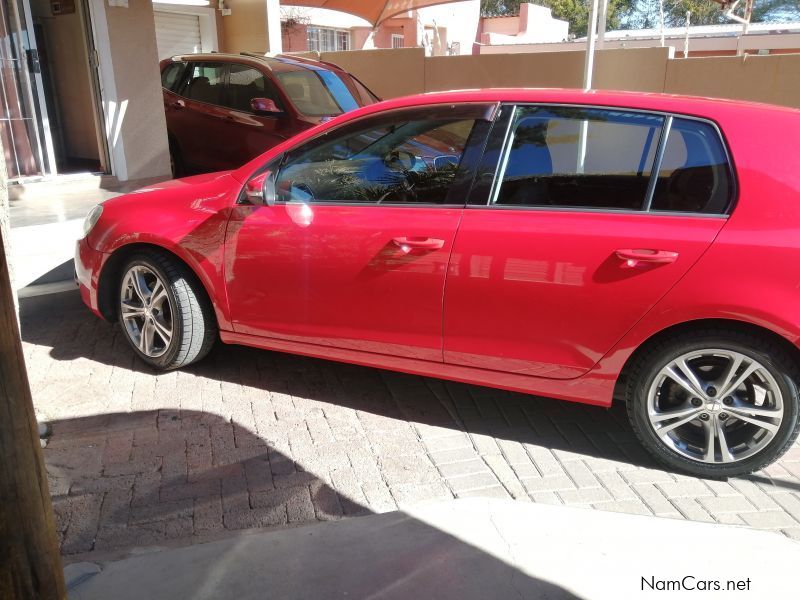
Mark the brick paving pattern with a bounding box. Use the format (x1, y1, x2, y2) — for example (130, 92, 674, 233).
(21, 292, 800, 556)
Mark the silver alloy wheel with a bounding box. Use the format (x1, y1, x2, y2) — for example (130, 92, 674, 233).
(647, 349, 784, 464)
(120, 265, 173, 358)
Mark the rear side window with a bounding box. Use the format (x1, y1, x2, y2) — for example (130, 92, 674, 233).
(161, 62, 184, 92)
(493, 107, 663, 210)
(226, 64, 283, 113)
(275, 69, 359, 117)
(179, 62, 226, 106)
(649, 119, 732, 214)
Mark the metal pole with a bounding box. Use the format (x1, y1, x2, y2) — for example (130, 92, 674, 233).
(684, 11, 691, 58)
(582, 0, 600, 91)
(659, 0, 665, 47)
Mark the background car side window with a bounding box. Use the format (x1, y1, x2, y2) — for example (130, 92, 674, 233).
(226, 64, 283, 113)
(179, 62, 225, 106)
(276, 117, 477, 205)
(493, 107, 664, 210)
(161, 62, 184, 92)
(649, 119, 732, 214)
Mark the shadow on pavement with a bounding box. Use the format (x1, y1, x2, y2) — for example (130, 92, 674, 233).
(47, 410, 580, 600)
(23, 290, 655, 472)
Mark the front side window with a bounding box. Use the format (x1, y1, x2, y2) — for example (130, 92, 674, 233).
(226, 64, 282, 113)
(161, 62, 184, 92)
(275, 115, 478, 205)
(493, 107, 664, 210)
(649, 118, 732, 214)
(179, 62, 226, 106)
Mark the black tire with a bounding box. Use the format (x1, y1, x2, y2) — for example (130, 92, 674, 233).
(117, 251, 216, 370)
(626, 329, 800, 478)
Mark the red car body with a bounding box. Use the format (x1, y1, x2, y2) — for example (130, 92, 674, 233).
(76, 88, 800, 410)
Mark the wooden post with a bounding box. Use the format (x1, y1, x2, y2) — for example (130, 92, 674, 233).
(0, 143, 66, 598)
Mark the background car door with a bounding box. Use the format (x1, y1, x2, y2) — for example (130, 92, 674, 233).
(443, 106, 732, 379)
(219, 64, 292, 168)
(173, 61, 232, 173)
(225, 105, 493, 361)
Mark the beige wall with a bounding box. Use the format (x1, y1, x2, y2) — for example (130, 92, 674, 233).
(30, 0, 99, 161)
(313, 46, 800, 112)
(103, 0, 170, 180)
(222, 0, 281, 54)
(318, 48, 427, 100)
(664, 53, 800, 109)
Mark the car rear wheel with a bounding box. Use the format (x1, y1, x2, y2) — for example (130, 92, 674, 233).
(626, 331, 800, 478)
(118, 252, 216, 370)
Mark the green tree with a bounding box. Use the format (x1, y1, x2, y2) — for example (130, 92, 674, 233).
(481, 0, 635, 36)
(481, 0, 800, 35)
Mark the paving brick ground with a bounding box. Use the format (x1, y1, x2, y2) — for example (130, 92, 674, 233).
(21, 291, 800, 557)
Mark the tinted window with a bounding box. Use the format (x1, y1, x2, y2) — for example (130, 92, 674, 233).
(494, 107, 663, 210)
(650, 119, 732, 214)
(276, 117, 477, 205)
(275, 69, 359, 116)
(161, 62, 184, 92)
(180, 62, 225, 106)
(226, 64, 282, 113)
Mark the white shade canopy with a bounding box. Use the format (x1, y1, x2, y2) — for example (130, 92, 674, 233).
(285, 0, 467, 26)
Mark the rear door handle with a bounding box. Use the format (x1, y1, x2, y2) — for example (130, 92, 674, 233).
(392, 237, 445, 253)
(615, 248, 679, 267)
(169, 100, 185, 109)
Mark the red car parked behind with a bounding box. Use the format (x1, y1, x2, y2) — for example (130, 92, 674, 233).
(77, 88, 800, 479)
(160, 52, 379, 175)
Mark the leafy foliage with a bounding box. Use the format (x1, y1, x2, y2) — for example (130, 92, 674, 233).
(480, 0, 800, 35)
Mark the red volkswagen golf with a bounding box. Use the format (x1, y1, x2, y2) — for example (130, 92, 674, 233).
(76, 89, 800, 478)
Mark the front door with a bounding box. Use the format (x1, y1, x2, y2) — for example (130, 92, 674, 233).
(444, 106, 732, 379)
(225, 104, 492, 361)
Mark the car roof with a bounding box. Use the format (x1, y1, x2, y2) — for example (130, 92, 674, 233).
(371, 88, 800, 120)
(164, 52, 346, 74)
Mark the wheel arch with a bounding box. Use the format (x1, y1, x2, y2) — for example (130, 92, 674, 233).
(614, 318, 800, 400)
(97, 242, 221, 327)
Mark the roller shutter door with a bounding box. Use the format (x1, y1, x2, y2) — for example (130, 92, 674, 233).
(155, 12, 202, 60)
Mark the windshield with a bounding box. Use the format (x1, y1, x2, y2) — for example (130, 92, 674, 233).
(276, 69, 365, 117)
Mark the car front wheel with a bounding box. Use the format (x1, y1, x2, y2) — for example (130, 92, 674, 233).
(626, 331, 800, 478)
(118, 252, 216, 370)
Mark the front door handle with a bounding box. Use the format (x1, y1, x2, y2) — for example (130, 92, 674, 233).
(392, 237, 445, 253)
(615, 248, 679, 267)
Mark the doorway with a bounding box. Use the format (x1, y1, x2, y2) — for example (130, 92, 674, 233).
(0, 0, 109, 181)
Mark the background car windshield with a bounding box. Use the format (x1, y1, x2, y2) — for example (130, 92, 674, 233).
(276, 69, 360, 116)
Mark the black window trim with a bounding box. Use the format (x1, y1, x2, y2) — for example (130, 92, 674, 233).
(470, 102, 737, 218)
(266, 102, 499, 208)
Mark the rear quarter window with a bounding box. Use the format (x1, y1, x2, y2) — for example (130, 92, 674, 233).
(649, 118, 733, 215)
(161, 62, 185, 92)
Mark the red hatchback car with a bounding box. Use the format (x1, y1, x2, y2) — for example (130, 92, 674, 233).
(77, 89, 800, 478)
(160, 53, 379, 175)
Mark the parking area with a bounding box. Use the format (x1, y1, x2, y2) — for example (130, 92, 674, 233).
(23, 290, 800, 558)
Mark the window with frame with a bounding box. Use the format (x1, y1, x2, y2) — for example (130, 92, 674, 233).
(161, 62, 184, 92)
(391, 34, 404, 49)
(649, 118, 732, 214)
(226, 64, 282, 113)
(493, 107, 664, 210)
(307, 26, 350, 52)
(275, 115, 479, 205)
(179, 62, 226, 106)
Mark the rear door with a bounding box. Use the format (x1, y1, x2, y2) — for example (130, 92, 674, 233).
(443, 105, 733, 379)
(225, 104, 493, 361)
(172, 61, 231, 172)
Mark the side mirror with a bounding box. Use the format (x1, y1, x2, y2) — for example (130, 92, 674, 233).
(244, 170, 277, 206)
(250, 97, 283, 115)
